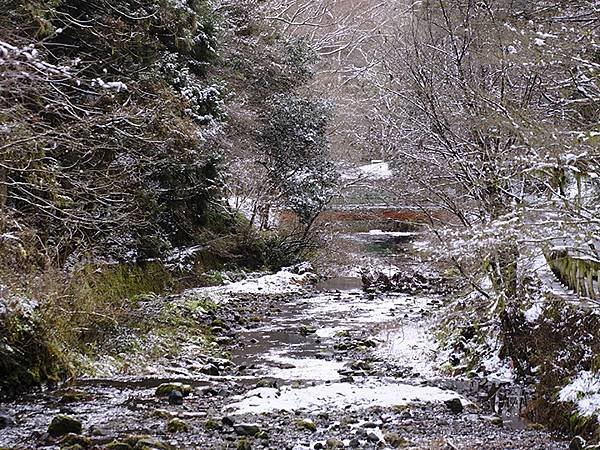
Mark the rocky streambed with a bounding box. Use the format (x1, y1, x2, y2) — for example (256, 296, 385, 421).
(0, 278, 567, 449)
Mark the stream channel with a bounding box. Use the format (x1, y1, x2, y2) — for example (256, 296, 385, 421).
(0, 228, 567, 449)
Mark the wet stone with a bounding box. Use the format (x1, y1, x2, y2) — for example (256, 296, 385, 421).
(155, 382, 192, 397)
(0, 413, 15, 429)
(200, 363, 220, 376)
(48, 414, 82, 437)
(168, 390, 184, 405)
(366, 431, 380, 443)
(234, 423, 261, 436)
(488, 415, 503, 426)
(222, 416, 235, 427)
(444, 398, 463, 414)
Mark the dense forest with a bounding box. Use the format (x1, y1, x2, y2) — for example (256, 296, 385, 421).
(1, 1, 599, 449)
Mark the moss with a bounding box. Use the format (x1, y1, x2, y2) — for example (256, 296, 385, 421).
(0, 303, 68, 396)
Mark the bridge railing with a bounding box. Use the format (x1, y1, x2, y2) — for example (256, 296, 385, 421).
(545, 248, 600, 300)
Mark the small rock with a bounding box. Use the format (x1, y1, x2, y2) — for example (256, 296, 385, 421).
(340, 416, 358, 427)
(255, 379, 278, 388)
(48, 415, 82, 437)
(366, 432, 380, 443)
(384, 432, 409, 448)
(222, 416, 235, 427)
(61, 433, 91, 447)
(361, 421, 378, 428)
(314, 443, 325, 450)
(0, 413, 15, 429)
(105, 442, 133, 450)
(200, 363, 220, 376)
(348, 439, 360, 448)
(216, 336, 233, 346)
(444, 398, 463, 413)
(295, 418, 317, 432)
(204, 418, 221, 431)
(326, 438, 344, 448)
(234, 423, 261, 437)
(488, 415, 503, 426)
(167, 418, 189, 433)
(155, 382, 192, 397)
(133, 437, 167, 449)
(350, 360, 371, 371)
(237, 438, 252, 450)
(168, 390, 184, 405)
(299, 325, 317, 336)
(256, 430, 269, 440)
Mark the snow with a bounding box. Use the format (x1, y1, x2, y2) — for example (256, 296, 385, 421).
(366, 229, 420, 237)
(375, 322, 439, 378)
(559, 371, 600, 421)
(227, 196, 279, 228)
(524, 302, 544, 323)
(264, 352, 345, 381)
(342, 161, 393, 181)
(220, 269, 315, 295)
(227, 379, 466, 414)
(482, 354, 515, 383)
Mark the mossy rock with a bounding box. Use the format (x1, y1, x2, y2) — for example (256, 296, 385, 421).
(295, 418, 317, 432)
(105, 442, 133, 450)
(166, 418, 189, 433)
(204, 418, 220, 431)
(383, 432, 410, 448)
(48, 415, 82, 437)
(154, 382, 192, 397)
(236, 438, 252, 450)
(60, 433, 91, 447)
(133, 437, 168, 450)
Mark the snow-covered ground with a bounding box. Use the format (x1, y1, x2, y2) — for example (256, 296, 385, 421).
(228, 379, 466, 415)
(185, 264, 317, 301)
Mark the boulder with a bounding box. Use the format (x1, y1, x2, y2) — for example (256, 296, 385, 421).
(48, 415, 82, 437)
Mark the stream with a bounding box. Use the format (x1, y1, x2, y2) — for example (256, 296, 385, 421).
(0, 229, 567, 449)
